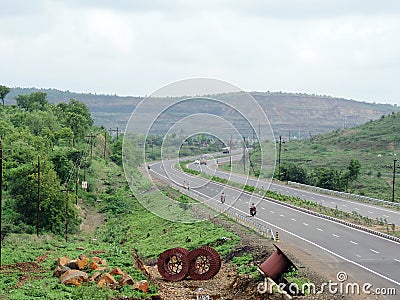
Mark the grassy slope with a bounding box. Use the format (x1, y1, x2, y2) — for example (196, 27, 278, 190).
(279, 112, 400, 200)
(0, 148, 239, 299)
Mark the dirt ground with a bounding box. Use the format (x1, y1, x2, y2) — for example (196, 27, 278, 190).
(150, 203, 396, 300)
(145, 211, 357, 300)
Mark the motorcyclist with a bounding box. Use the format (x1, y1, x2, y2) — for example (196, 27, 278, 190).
(250, 203, 257, 216)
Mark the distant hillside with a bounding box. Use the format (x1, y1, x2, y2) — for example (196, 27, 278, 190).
(4, 87, 399, 136)
(279, 111, 400, 200)
(5, 87, 141, 130)
(311, 111, 400, 152)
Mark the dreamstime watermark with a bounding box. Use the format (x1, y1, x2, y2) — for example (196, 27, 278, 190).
(257, 271, 397, 296)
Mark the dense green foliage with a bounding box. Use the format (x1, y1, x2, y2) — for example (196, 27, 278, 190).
(276, 158, 361, 191)
(1, 109, 241, 299)
(0, 85, 10, 106)
(247, 112, 400, 201)
(1, 91, 94, 237)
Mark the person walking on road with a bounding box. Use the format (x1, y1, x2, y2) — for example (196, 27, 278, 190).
(220, 192, 226, 204)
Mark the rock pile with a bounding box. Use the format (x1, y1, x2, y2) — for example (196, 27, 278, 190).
(53, 253, 149, 293)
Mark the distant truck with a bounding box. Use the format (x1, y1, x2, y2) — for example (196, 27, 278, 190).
(222, 147, 230, 154)
(199, 155, 208, 165)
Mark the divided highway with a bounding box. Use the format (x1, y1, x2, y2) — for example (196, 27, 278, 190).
(196, 155, 400, 227)
(148, 158, 400, 299)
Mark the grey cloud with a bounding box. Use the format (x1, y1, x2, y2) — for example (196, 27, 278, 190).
(60, 0, 400, 18)
(0, 0, 45, 16)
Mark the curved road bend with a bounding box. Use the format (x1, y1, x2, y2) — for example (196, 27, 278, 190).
(148, 159, 400, 300)
(194, 155, 400, 227)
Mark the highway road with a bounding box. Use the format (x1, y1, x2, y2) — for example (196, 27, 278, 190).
(195, 154, 400, 227)
(148, 158, 400, 299)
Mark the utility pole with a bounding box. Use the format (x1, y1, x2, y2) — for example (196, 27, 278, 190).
(0, 142, 10, 266)
(229, 136, 232, 167)
(103, 129, 107, 158)
(108, 128, 120, 141)
(392, 158, 397, 202)
(0, 141, 3, 266)
(86, 133, 95, 160)
(278, 135, 282, 179)
(36, 156, 40, 237)
(64, 182, 69, 242)
(75, 163, 79, 205)
(243, 136, 246, 174)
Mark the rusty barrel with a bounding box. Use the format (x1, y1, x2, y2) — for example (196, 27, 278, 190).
(259, 244, 295, 281)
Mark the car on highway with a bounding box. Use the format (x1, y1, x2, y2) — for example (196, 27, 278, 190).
(199, 155, 208, 165)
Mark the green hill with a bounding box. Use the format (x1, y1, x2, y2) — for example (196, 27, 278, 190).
(4, 87, 399, 136)
(277, 111, 400, 201)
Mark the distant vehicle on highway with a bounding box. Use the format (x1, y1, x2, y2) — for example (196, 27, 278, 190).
(222, 147, 230, 154)
(199, 155, 208, 165)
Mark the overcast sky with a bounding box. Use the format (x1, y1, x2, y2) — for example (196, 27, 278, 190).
(1, 0, 400, 105)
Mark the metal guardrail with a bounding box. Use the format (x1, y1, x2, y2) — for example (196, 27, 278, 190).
(287, 181, 400, 208)
(223, 208, 275, 240)
(172, 169, 400, 244)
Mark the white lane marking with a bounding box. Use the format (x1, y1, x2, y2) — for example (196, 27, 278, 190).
(356, 254, 361, 258)
(368, 211, 374, 214)
(316, 228, 323, 231)
(303, 222, 309, 226)
(291, 218, 296, 221)
(370, 249, 380, 254)
(270, 210, 275, 213)
(394, 259, 400, 263)
(342, 204, 347, 207)
(332, 234, 339, 238)
(261, 207, 266, 210)
(355, 208, 360, 211)
(383, 215, 389, 218)
(157, 163, 400, 287)
(210, 164, 400, 217)
(350, 241, 358, 245)
(170, 183, 400, 288)
(280, 214, 285, 217)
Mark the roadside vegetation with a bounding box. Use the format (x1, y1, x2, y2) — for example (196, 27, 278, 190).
(0, 90, 242, 299)
(224, 112, 400, 202)
(178, 164, 400, 238)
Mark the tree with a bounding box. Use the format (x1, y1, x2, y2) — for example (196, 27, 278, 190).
(55, 127, 74, 146)
(0, 85, 10, 106)
(313, 167, 343, 191)
(57, 99, 93, 145)
(347, 159, 361, 181)
(279, 162, 309, 184)
(8, 162, 80, 235)
(14, 92, 48, 111)
(65, 112, 88, 146)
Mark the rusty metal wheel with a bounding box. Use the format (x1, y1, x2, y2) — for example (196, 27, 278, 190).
(200, 246, 221, 270)
(157, 247, 189, 281)
(187, 246, 221, 280)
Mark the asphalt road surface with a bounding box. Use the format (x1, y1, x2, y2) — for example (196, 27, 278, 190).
(196, 155, 400, 227)
(148, 158, 400, 299)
